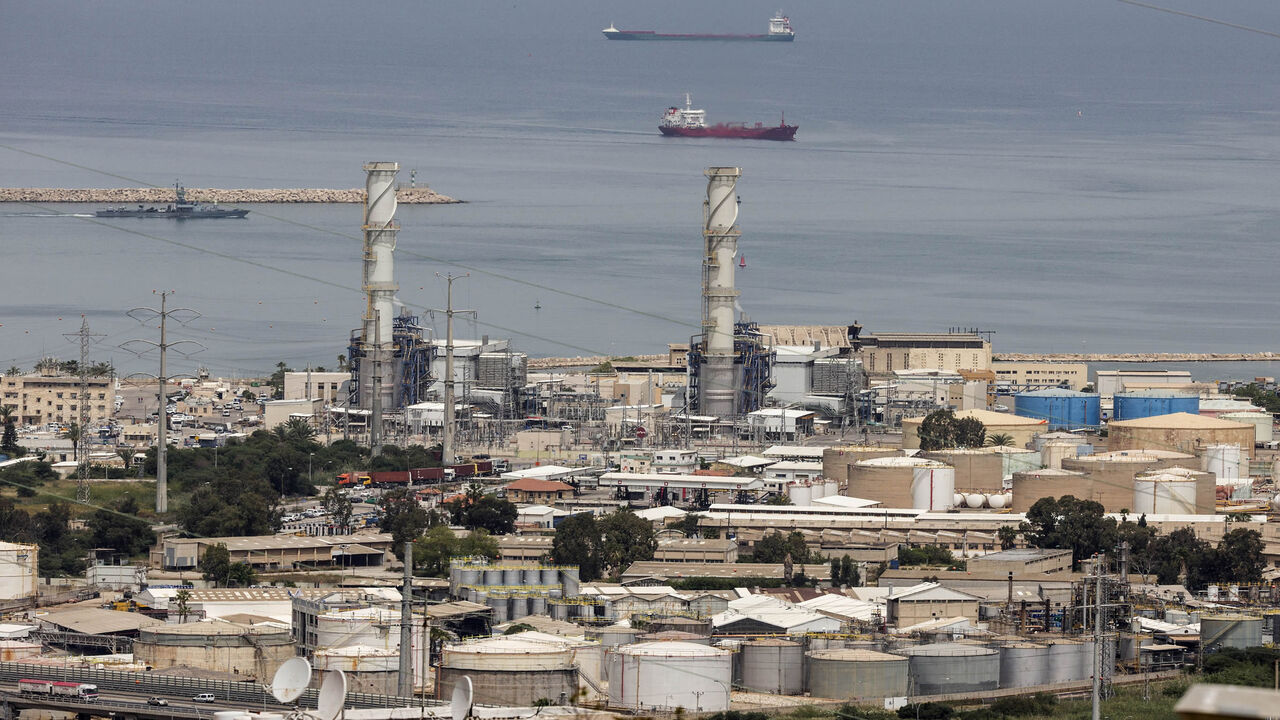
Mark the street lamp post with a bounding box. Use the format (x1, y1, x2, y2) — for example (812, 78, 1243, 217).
(308, 452, 314, 487)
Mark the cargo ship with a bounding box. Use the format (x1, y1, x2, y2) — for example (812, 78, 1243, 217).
(603, 12, 794, 41)
(659, 95, 797, 141)
(94, 183, 249, 219)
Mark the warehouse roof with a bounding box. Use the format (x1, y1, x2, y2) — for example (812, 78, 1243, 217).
(622, 562, 831, 581)
(40, 607, 166, 635)
(762, 445, 825, 460)
(905, 408, 1047, 426)
(1108, 412, 1251, 430)
(504, 478, 574, 492)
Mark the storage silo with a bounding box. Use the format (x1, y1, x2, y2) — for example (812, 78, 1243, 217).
(607, 641, 732, 711)
(1014, 389, 1100, 431)
(998, 644, 1050, 689)
(740, 638, 804, 694)
(459, 565, 482, 587)
(1040, 441, 1079, 470)
(440, 636, 578, 706)
(1144, 466, 1216, 514)
(313, 646, 399, 695)
(1010, 468, 1090, 513)
(484, 567, 503, 585)
(1222, 412, 1274, 445)
(0, 542, 38, 602)
(904, 643, 999, 694)
(990, 446, 1042, 478)
(849, 457, 951, 508)
(1114, 390, 1199, 421)
(487, 592, 509, 624)
(823, 446, 901, 489)
(911, 465, 956, 511)
(1044, 641, 1087, 683)
(1203, 444, 1244, 481)
(588, 626, 644, 648)
(921, 448, 1004, 493)
(503, 567, 523, 586)
(1201, 614, 1264, 650)
(1061, 453, 1177, 512)
(541, 567, 560, 585)
(806, 649, 909, 699)
(788, 482, 813, 506)
(1031, 432, 1089, 452)
(1132, 474, 1199, 515)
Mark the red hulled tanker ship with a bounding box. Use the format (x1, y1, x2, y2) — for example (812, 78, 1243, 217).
(659, 95, 797, 141)
(604, 12, 794, 41)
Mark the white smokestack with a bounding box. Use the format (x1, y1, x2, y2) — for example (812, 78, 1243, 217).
(700, 167, 742, 417)
(363, 162, 399, 350)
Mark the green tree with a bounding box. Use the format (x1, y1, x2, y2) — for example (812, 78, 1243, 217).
(1020, 495, 1118, 569)
(751, 530, 814, 564)
(63, 422, 82, 463)
(918, 410, 986, 450)
(997, 525, 1019, 551)
(174, 589, 192, 623)
(672, 513, 704, 538)
(321, 486, 353, 533)
(87, 494, 155, 557)
(200, 543, 232, 585)
(0, 405, 21, 458)
(443, 485, 517, 534)
(985, 433, 1015, 447)
(1149, 527, 1214, 590)
(551, 513, 603, 580)
(178, 476, 278, 537)
(413, 526, 459, 577)
(954, 416, 986, 447)
(550, 510, 656, 581)
(898, 545, 958, 567)
(1215, 528, 1265, 585)
(379, 488, 433, 556)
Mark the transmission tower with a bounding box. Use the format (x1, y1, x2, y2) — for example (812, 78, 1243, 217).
(434, 272, 474, 467)
(63, 317, 105, 503)
(122, 292, 204, 514)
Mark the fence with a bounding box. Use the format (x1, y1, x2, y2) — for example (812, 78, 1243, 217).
(0, 662, 445, 709)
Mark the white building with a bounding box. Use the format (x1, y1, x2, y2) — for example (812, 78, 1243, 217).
(283, 371, 350, 404)
(746, 408, 815, 440)
(653, 449, 698, 474)
(0, 542, 37, 601)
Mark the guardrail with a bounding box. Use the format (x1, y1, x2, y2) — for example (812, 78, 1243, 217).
(0, 662, 445, 710)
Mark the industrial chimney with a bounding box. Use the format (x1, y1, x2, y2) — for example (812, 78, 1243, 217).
(699, 167, 742, 417)
(361, 162, 399, 412)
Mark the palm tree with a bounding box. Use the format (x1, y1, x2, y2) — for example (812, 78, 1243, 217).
(4, 366, 20, 377)
(985, 433, 1015, 447)
(283, 417, 316, 443)
(997, 526, 1019, 551)
(64, 422, 82, 463)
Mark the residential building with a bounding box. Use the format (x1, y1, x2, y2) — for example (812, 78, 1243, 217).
(2, 370, 113, 427)
(993, 361, 1089, 391)
(283, 371, 349, 404)
(504, 478, 574, 504)
(653, 449, 698, 474)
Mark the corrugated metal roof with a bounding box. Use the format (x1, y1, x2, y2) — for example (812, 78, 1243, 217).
(41, 607, 166, 635)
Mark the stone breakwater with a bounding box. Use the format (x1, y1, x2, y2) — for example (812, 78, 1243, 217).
(994, 352, 1279, 362)
(0, 187, 458, 204)
(528, 354, 667, 370)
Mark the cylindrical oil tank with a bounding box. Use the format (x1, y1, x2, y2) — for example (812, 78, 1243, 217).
(561, 567, 581, 598)
(607, 641, 732, 711)
(1077, 638, 1097, 681)
(484, 568, 503, 586)
(904, 643, 999, 694)
(460, 568, 482, 586)
(550, 601, 569, 621)
(824, 479, 838, 497)
(1011, 469, 1091, 512)
(523, 568, 541, 585)
(588, 626, 644, 648)
(911, 465, 955, 511)
(849, 457, 949, 508)
(988, 492, 1010, 509)
(1201, 614, 1264, 650)
(1045, 641, 1086, 683)
(1015, 390, 1101, 430)
(921, 448, 1004, 493)
(502, 567, 523, 586)
(1062, 454, 1178, 512)
(823, 446, 902, 489)
(788, 482, 812, 506)
(992, 446, 1041, 478)
(1040, 441, 1079, 470)
(440, 637, 577, 706)
(739, 639, 804, 695)
(530, 595, 548, 616)
(1114, 390, 1200, 421)
(952, 493, 965, 508)
(509, 595, 528, 620)
(806, 649, 909, 700)
(1031, 432, 1089, 452)
(1203, 444, 1243, 481)
(1132, 474, 1199, 515)
(998, 644, 1050, 689)
(487, 593, 509, 624)
(1222, 412, 1274, 444)
(541, 567, 560, 585)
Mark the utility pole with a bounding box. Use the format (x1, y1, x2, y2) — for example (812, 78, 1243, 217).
(1092, 560, 1104, 720)
(398, 539, 413, 697)
(435, 272, 473, 467)
(63, 317, 104, 503)
(124, 292, 202, 515)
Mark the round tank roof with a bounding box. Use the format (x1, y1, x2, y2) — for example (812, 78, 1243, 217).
(142, 622, 276, 637)
(922, 448, 999, 456)
(1094, 449, 1196, 460)
(1152, 466, 1211, 477)
(856, 457, 950, 468)
(988, 446, 1039, 454)
(1002, 643, 1047, 649)
(1201, 614, 1263, 621)
(446, 637, 571, 655)
(1013, 468, 1086, 477)
(639, 631, 706, 641)
(1016, 389, 1098, 398)
(1136, 473, 1199, 483)
(744, 638, 801, 647)
(1115, 389, 1198, 398)
(808, 649, 904, 662)
(615, 640, 728, 657)
(903, 642, 998, 657)
(1069, 453, 1162, 464)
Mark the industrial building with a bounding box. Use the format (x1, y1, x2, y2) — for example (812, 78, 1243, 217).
(291, 588, 427, 692)
(859, 332, 991, 375)
(992, 361, 1089, 391)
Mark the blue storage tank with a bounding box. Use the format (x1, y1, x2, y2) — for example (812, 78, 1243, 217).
(1014, 389, 1101, 430)
(1113, 390, 1199, 421)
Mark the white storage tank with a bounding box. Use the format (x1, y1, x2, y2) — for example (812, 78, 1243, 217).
(788, 482, 812, 506)
(964, 493, 986, 509)
(911, 465, 955, 511)
(440, 636, 578, 706)
(988, 492, 1010, 509)
(991, 446, 1041, 479)
(0, 542, 38, 601)
(1132, 474, 1199, 515)
(740, 638, 804, 695)
(1222, 412, 1274, 445)
(1040, 441, 1079, 470)
(1203, 444, 1244, 480)
(823, 479, 839, 498)
(849, 457, 951, 509)
(1045, 640, 1088, 683)
(904, 643, 999, 694)
(807, 648, 909, 699)
(952, 493, 966, 508)
(998, 643, 1050, 689)
(607, 641, 732, 711)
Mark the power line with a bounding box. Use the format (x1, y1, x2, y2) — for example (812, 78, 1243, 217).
(1115, 0, 1280, 41)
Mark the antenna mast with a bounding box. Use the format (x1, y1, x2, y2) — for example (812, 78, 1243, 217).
(63, 317, 105, 503)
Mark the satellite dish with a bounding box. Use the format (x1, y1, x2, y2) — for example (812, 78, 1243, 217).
(270, 657, 313, 704)
(451, 676, 473, 720)
(314, 670, 347, 720)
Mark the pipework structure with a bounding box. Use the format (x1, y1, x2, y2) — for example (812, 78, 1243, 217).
(347, 163, 433, 419)
(690, 167, 773, 417)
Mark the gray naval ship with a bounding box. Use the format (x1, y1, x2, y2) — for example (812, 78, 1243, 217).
(95, 183, 249, 219)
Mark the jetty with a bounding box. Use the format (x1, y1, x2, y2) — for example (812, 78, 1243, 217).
(0, 187, 458, 204)
(993, 352, 1279, 362)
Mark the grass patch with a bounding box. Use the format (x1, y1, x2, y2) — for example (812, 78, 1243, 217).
(1, 478, 158, 518)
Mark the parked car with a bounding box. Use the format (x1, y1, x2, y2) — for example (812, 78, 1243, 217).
(147, 697, 168, 706)
(193, 694, 216, 703)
